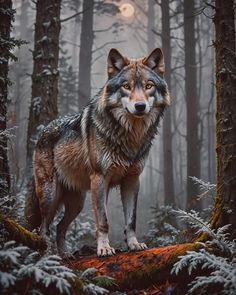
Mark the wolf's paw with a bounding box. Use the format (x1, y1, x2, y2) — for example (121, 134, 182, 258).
(128, 242, 148, 251)
(97, 232, 116, 256)
(97, 244, 116, 257)
(127, 236, 148, 251)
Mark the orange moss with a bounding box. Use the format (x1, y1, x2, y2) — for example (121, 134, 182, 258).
(68, 243, 201, 291)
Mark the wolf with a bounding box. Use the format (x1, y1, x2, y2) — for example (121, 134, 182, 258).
(25, 48, 170, 257)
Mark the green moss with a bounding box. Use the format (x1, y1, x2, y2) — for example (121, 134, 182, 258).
(0, 212, 47, 252)
(69, 276, 85, 295)
(210, 197, 223, 228)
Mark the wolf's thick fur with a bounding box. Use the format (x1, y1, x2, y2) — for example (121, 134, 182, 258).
(25, 48, 170, 257)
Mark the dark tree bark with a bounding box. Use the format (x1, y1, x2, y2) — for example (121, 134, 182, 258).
(78, 0, 94, 110)
(184, 0, 201, 210)
(27, 0, 61, 168)
(0, 0, 13, 198)
(161, 0, 175, 206)
(212, 0, 236, 239)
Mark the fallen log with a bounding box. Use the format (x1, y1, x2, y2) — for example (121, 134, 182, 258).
(69, 243, 201, 291)
(0, 213, 47, 252)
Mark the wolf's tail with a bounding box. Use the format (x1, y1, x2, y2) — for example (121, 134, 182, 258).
(24, 178, 41, 230)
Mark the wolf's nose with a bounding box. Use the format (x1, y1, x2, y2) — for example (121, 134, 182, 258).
(135, 102, 146, 112)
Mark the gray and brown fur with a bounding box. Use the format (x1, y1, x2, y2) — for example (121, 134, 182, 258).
(25, 48, 170, 257)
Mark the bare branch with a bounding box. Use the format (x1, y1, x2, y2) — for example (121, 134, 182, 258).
(60, 10, 83, 23)
(92, 40, 126, 54)
(94, 23, 118, 33)
(60, 4, 93, 23)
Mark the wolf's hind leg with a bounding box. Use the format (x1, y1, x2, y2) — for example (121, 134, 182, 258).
(34, 149, 58, 238)
(121, 176, 148, 251)
(56, 188, 85, 258)
(38, 177, 61, 238)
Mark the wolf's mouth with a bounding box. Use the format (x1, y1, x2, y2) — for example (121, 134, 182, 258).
(135, 112, 145, 117)
(126, 107, 146, 118)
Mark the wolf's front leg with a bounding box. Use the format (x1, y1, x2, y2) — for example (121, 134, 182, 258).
(90, 174, 115, 256)
(121, 176, 147, 251)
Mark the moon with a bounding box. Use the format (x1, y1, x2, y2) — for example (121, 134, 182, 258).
(120, 3, 135, 18)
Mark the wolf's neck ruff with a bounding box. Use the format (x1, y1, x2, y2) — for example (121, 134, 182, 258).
(90, 93, 165, 167)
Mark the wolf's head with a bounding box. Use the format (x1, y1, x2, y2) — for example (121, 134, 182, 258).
(103, 48, 170, 120)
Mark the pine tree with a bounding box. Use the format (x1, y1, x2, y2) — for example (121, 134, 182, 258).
(184, 0, 201, 210)
(78, 0, 94, 109)
(0, 0, 25, 198)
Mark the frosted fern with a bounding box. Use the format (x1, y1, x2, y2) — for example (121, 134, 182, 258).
(83, 283, 109, 294)
(18, 254, 76, 294)
(189, 176, 216, 199)
(172, 248, 236, 294)
(0, 272, 16, 288)
(171, 209, 236, 294)
(173, 209, 233, 254)
(0, 241, 76, 294)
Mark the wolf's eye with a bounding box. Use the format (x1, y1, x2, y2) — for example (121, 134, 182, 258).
(145, 83, 154, 90)
(122, 83, 131, 90)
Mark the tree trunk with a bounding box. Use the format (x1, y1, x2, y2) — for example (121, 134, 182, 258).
(147, 0, 155, 52)
(0, 0, 13, 198)
(71, 2, 81, 72)
(146, 0, 157, 206)
(11, 0, 30, 186)
(212, 0, 236, 239)
(27, 0, 61, 169)
(78, 0, 94, 110)
(161, 0, 175, 206)
(184, 0, 201, 210)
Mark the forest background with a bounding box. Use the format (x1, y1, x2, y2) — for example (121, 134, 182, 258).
(1, 0, 236, 294)
(6, 0, 215, 243)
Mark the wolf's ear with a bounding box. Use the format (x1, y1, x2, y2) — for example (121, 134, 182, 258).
(143, 48, 165, 78)
(107, 48, 129, 79)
